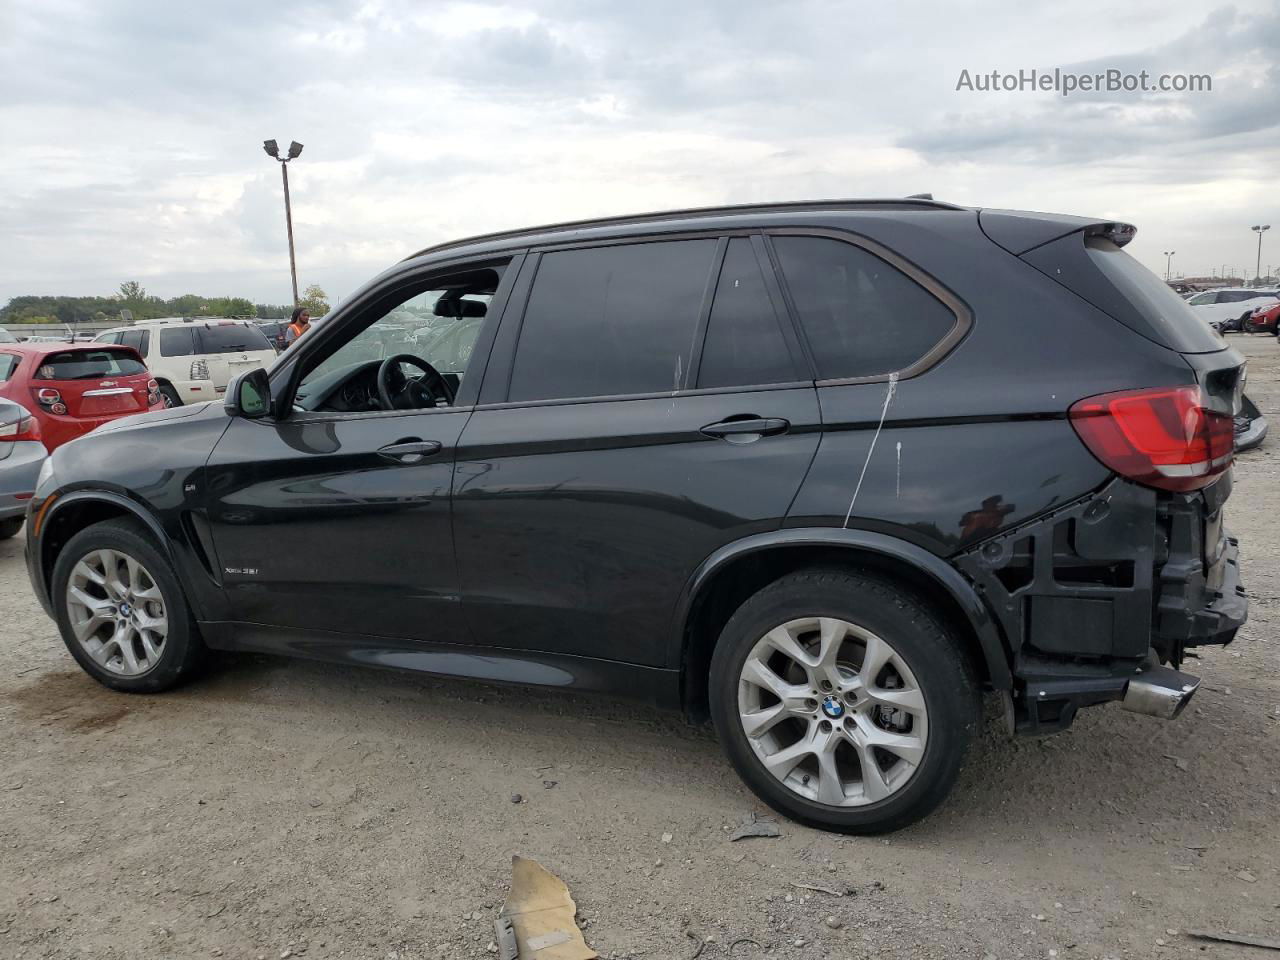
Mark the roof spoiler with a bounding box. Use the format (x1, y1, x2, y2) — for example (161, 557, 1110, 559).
(979, 208, 1138, 256)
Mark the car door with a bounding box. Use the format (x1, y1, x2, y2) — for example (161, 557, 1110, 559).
(203, 256, 520, 644)
(452, 235, 821, 667)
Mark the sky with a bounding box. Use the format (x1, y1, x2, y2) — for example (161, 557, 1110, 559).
(1, 0, 1277, 307)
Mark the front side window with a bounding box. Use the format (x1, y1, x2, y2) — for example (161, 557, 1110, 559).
(294, 266, 503, 413)
(773, 236, 957, 380)
(508, 239, 718, 402)
(1187, 292, 1214, 306)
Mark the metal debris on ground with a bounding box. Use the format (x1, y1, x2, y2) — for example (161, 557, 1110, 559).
(1187, 929, 1280, 951)
(790, 881, 850, 897)
(728, 812, 781, 842)
(498, 856, 596, 960)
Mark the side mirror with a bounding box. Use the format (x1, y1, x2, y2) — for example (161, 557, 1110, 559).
(225, 367, 272, 419)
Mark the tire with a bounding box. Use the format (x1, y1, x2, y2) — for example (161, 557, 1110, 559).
(158, 383, 182, 408)
(0, 517, 23, 540)
(1243, 319, 1257, 334)
(51, 518, 205, 692)
(710, 568, 979, 834)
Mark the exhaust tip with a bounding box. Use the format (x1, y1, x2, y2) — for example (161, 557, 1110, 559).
(1122, 662, 1201, 720)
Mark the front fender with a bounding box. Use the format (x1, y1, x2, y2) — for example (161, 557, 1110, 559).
(672, 527, 1012, 689)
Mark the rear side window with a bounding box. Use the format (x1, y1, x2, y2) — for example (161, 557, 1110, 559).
(508, 239, 717, 402)
(94, 332, 121, 344)
(697, 239, 797, 389)
(35, 349, 147, 380)
(773, 236, 958, 380)
(196, 323, 272, 354)
(159, 328, 195, 357)
(0, 354, 19, 381)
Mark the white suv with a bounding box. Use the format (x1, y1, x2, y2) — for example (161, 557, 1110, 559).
(94, 318, 276, 407)
(1186, 288, 1280, 333)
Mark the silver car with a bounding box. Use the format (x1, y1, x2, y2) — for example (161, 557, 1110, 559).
(0, 398, 46, 540)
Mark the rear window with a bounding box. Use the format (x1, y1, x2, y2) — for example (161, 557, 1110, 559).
(1023, 236, 1224, 354)
(195, 323, 272, 354)
(34, 349, 147, 380)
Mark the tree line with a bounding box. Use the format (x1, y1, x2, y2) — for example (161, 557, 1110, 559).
(1, 281, 331, 325)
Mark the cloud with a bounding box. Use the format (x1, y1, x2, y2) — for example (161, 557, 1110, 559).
(1, 0, 1278, 304)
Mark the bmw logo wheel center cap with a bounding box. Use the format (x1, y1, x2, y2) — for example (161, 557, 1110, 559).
(820, 694, 845, 719)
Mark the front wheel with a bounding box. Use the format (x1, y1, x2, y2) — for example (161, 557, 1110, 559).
(710, 569, 979, 833)
(51, 518, 205, 692)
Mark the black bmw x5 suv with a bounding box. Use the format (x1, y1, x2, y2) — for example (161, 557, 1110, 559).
(25, 198, 1247, 832)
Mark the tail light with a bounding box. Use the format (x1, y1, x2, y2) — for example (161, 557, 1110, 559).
(146, 378, 161, 405)
(32, 388, 68, 416)
(0, 408, 41, 442)
(190, 360, 210, 380)
(1069, 385, 1233, 493)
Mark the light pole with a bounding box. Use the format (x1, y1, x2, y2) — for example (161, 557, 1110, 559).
(263, 139, 304, 306)
(1163, 250, 1175, 280)
(1252, 225, 1271, 287)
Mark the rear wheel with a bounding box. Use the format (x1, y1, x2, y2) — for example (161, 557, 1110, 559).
(0, 517, 23, 540)
(158, 384, 182, 408)
(51, 518, 205, 692)
(710, 569, 979, 833)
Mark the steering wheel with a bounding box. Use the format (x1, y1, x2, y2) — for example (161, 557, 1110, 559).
(376, 354, 455, 410)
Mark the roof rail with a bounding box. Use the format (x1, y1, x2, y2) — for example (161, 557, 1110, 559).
(403, 196, 964, 261)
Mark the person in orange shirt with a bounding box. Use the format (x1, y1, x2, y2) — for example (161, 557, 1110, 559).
(284, 307, 311, 348)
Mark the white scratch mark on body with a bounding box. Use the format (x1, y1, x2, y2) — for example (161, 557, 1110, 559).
(896, 441, 902, 498)
(843, 373, 899, 528)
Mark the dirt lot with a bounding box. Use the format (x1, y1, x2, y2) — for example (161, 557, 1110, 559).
(2, 339, 1278, 960)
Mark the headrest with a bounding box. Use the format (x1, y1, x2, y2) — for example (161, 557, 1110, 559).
(433, 298, 487, 318)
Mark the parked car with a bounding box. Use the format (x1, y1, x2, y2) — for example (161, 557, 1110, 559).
(1243, 300, 1280, 335)
(0, 399, 45, 540)
(25, 199, 1247, 833)
(0, 342, 163, 451)
(254, 320, 288, 352)
(1186, 287, 1280, 333)
(94, 318, 276, 407)
(0, 328, 17, 344)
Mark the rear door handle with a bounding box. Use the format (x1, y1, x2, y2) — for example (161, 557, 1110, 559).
(700, 417, 791, 441)
(377, 439, 442, 464)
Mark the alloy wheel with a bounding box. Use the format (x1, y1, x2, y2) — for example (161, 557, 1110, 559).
(737, 617, 928, 807)
(64, 548, 168, 677)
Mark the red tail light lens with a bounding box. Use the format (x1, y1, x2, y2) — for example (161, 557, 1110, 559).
(1069, 385, 1233, 493)
(0, 408, 41, 442)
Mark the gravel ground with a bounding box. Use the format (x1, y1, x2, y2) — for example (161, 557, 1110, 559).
(1, 338, 1278, 960)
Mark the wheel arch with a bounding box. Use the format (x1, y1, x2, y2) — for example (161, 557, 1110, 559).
(39, 491, 177, 606)
(674, 528, 1012, 720)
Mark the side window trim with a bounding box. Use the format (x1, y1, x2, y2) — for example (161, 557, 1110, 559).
(762, 228, 973, 386)
(750, 234, 815, 381)
(682, 237, 729, 391)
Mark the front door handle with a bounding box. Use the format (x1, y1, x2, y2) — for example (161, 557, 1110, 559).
(377, 439, 442, 464)
(700, 417, 791, 442)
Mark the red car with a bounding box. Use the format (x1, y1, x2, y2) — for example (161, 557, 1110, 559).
(1245, 301, 1280, 335)
(0, 342, 162, 451)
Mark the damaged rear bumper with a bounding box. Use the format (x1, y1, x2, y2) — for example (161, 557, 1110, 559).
(955, 476, 1247, 735)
